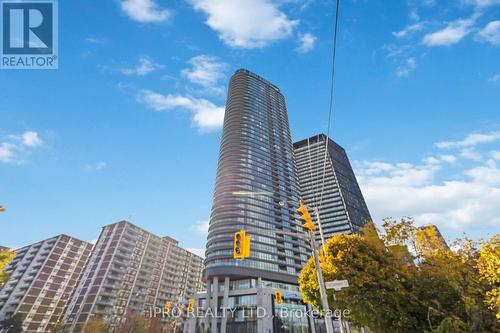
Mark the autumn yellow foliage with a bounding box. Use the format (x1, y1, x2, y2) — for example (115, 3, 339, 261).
(477, 235, 500, 319)
(0, 249, 15, 288)
(299, 219, 500, 333)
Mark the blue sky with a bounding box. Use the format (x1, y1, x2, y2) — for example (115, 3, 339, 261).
(1, 0, 499, 254)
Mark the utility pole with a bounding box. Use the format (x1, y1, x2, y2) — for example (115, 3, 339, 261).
(313, 207, 326, 253)
(309, 232, 335, 333)
(234, 195, 337, 333)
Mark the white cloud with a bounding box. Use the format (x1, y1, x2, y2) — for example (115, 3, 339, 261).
(424, 155, 458, 165)
(393, 23, 424, 38)
(191, 220, 210, 236)
(120, 0, 170, 23)
(0, 131, 43, 164)
(85, 37, 106, 44)
(21, 131, 43, 147)
(477, 20, 500, 45)
(356, 155, 500, 234)
(383, 44, 413, 59)
(421, 0, 436, 6)
(409, 9, 420, 21)
(84, 161, 107, 172)
(121, 56, 164, 76)
(181, 55, 228, 93)
(489, 73, 500, 82)
(188, 0, 298, 48)
(460, 148, 483, 161)
(139, 90, 225, 132)
(491, 150, 500, 160)
(423, 156, 441, 165)
(465, 162, 500, 185)
(423, 15, 477, 46)
(396, 57, 417, 77)
(186, 248, 206, 258)
(435, 131, 500, 148)
(464, 0, 500, 7)
(440, 154, 457, 163)
(295, 32, 316, 53)
(0, 143, 15, 163)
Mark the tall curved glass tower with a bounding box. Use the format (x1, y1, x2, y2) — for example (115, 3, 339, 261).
(205, 69, 309, 284)
(192, 69, 312, 333)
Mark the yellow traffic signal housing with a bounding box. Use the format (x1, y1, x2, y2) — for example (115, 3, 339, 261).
(297, 201, 315, 232)
(275, 291, 283, 305)
(234, 231, 251, 259)
(164, 301, 172, 315)
(187, 298, 195, 312)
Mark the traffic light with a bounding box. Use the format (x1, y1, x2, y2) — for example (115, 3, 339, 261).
(164, 301, 172, 315)
(234, 231, 251, 259)
(187, 298, 195, 312)
(297, 201, 315, 232)
(275, 290, 283, 305)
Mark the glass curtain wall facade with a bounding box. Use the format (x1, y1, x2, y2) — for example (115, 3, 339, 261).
(198, 69, 312, 333)
(293, 134, 372, 240)
(205, 69, 309, 284)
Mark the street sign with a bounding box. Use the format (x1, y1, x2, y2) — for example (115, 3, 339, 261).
(285, 293, 299, 299)
(325, 280, 349, 291)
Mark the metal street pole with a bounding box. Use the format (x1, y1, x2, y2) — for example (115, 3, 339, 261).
(236, 194, 336, 333)
(332, 292, 346, 333)
(313, 207, 326, 253)
(309, 232, 335, 333)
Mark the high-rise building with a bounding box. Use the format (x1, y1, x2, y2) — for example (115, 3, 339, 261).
(191, 69, 312, 333)
(0, 235, 92, 333)
(293, 134, 372, 241)
(63, 220, 203, 332)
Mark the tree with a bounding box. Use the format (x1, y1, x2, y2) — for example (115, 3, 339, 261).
(299, 224, 426, 333)
(115, 311, 146, 333)
(51, 321, 66, 333)
(381, 217, 417, 249)
(299, 218, 500, 333)
(419, 236, 498, 332)
(415, 224, 449, 257)
(0, 249, 15, 287)
(83, 315, 109, 333)
(0, 313, 23, 333)
(145, 316, 162, 333)
(477, 234, 500, 319)
(431, 315, 468, 333)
